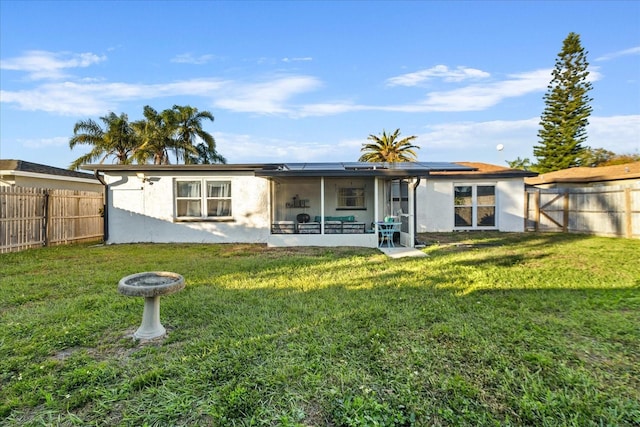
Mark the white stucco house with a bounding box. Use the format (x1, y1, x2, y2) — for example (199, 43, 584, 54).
(83, 161, 536, 248)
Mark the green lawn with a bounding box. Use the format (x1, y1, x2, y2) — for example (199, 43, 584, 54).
(1, 233, 638, 426)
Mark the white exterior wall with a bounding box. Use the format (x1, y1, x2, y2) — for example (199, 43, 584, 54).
(416, 178, 525, 232)
(497, 179, 527, 231)
(105, 171, 270, 244)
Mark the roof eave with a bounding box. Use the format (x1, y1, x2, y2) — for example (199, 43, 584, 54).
(82, 163, 275, 173)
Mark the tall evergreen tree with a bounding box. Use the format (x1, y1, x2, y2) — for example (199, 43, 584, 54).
(533, 32, 593, 173)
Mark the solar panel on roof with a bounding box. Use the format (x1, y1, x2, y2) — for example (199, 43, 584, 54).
(261, 161, 475, 175)
(304, 163, 344, 170)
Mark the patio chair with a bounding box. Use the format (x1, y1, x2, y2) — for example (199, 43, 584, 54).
(378, 218, 400, 248)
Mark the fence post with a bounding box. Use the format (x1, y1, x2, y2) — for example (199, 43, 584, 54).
(44, 190, 51, 247)
(524, 190, 530, 230)
(534, 190, 541, 231)
(563, 191, 569, 233)
(625, 188, 632, 238)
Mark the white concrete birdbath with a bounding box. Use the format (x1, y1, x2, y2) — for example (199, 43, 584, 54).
(118, 271, 185, 339)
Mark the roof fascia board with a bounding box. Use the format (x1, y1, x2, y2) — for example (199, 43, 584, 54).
(530, 174, 640, 185)
(82, 164, 272, 173)
(0, 170, 98, 184)
(428, 172, 538, 180)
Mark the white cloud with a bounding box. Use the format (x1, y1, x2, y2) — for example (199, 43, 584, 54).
(0, 49, 610, 122)
(417, 118, 539, 160)
(214, 76, 322, 114)
(1, 72, 321, 117)
(215, 132, 343, 163)
(416, 115, 640, 162)
(1, 78, 229, 115)
(171, 53, 216, 64)
(282, 57, 313, 63)
(588, 115, 640, 154)
(392, 69, 551, 112)
(297, 102, 366, 117)
(298, 69, 558, 116)
(596, 46, 640, 62)
(1, 86, 113, 116)
(0, 50, 106, 80)
(20, 136, 69, 149)
(386, 65, 491, 87)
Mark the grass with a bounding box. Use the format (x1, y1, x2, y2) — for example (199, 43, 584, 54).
(1, 232, 639, 426)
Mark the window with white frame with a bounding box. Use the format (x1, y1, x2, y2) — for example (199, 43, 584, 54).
(337, 187, 365, 209)
(454, 184, 496, 228)
(175, 179, 232, 220)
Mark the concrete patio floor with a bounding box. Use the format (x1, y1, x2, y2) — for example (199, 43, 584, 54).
(378, 246, 428, 258)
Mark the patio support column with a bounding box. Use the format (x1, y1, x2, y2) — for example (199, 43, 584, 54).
(374, 178, 379, 235)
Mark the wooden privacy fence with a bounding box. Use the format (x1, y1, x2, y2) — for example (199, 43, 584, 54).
(0, 187, 104, 253)
(525, 185, 640, 239)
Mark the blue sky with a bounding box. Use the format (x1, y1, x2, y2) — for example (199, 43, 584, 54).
(1, 0, 639, 170)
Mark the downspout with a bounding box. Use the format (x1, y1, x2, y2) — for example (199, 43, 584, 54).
(410, 177, 421, 245)
(94, 170, 109, 242)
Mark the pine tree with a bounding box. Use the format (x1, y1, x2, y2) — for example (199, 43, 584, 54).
(533, 32, 593, 173)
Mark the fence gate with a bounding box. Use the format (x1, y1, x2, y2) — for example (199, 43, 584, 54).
(525, 185, 639, 238)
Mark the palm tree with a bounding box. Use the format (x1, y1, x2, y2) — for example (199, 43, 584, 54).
(191, 141, 227, 164)
(359, 129, 419, 163)
(171, 105, 225, 164)
(69, 112, 137, 170)
(132, 106, 175, 165)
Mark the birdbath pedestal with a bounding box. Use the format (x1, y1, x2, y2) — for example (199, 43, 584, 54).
(118, 272, 185, 339)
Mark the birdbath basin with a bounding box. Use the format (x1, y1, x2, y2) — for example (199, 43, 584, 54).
(118, 271, 185, 339)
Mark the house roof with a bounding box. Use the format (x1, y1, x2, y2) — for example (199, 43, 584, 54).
(426, 162, 538, 179)
(82, 161, 536, 179)
(0, 159, 98, 182)
(524, 162, 640, 185)
(83, 161, 476, 177)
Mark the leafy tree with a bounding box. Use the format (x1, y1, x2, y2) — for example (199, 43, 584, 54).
(508, 148, 638, 171)
(69, 112, 137, 170)
(506, 157, 535, 171)
(602, 153, 640, 166)
(533, 32, 593, 173)
(359, 129, 419, 163)
(578, 147, 615, 167)
(579, 147, 640, 167)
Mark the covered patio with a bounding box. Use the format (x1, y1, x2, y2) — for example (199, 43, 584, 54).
(256, 162, 474, 248)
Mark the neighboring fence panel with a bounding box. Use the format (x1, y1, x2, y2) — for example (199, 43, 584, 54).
(0, 187, 104, 253)
(526, 185, 640, 238)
